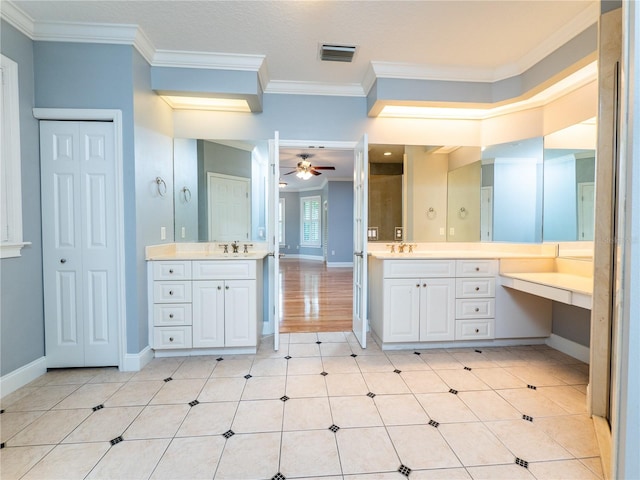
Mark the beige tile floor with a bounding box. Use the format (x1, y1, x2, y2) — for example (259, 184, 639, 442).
(0, 333, 603, 480)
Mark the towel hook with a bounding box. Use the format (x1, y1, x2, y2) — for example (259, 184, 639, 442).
(155, 177, 167, 197)
(426, 207, 437, 219)
(458, 207, 468, 219)
(181, 186, 192, 203)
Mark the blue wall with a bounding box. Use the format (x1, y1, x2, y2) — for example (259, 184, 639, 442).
(0, 21, 45, 376)
(327, 181, 354, 264)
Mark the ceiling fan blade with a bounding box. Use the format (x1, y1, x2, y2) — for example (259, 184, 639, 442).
(310, 169, 322, 176)
(311, 166, 336, 170)
(283, 170, 297, 175)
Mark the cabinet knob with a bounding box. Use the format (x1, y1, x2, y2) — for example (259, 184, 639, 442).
(169, 337, 174, 342)
(169, 290, 174, 296)
(60, 258, 67, 264)
(416, 284, 420, 288)
(169, 269, 174, 274)
(475, 329, 479, 333)
(423, 283, 427, 288)
(475, 267, 480, 271)
(474, 307, 480, 312)
(169, 314, 174, 319)
(225, 285, 230, 290)
(475, 287, 480, 291)
(217, 286, 222, 290)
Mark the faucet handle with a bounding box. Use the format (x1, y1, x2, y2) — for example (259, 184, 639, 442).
(386, 244, 396, 253)
(220, 243, 229, 254)
(243, 243, 253, 254)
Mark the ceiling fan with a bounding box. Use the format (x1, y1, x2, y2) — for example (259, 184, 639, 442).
(282, 153, 335, 180)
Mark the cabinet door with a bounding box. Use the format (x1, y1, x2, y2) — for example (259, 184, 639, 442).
(192, 281, 225, 347)
(384, 278, 420, 342)
(420, 278, 455, 341)
(224, 280, 257, 347)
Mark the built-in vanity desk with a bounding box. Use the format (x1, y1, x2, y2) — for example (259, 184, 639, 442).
(146, 243, 267, 355)
(368, 243, 574, 350)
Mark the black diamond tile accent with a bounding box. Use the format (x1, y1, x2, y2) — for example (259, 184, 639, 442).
(321, 371, 328, 376)
(527, 384, 537, 390)
(329, 424, 340, 433)
(413, 351, 421, 355)
(216, 357, 224, 362)
(272, 473, 286, 480)
(522, 414, 533, 422)
(244, 374, 252, 379)
(223, 430, 235, 439)
(394, 369, 402, 374)
(350, 354, 357, 358)
(280, 395, 290, 402)
(316, 341, 322, 344)
(398, 464, 412, 477)
(163, 377, 173, 382)
(428, 419, 440, 428)
(449, 388, 458, 395)
(92, 404, 104, 412)
(475, 349, 483, 353)
(284, 356, 292, 360)
(367, 392, 376, 398)
(189, 400, 199, 407)
(515, 457, 529, 468)
(110, 436, 123, 446)
(464, 366, 472, 371)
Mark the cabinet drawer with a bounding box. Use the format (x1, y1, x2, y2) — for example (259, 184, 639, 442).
(192, 260, 256, 280)
(153, 304, 192, 326)
(153, 261, 192, 280)
(153, 281, 192, 303)
(455, 298, 495, 319)
(455, 319, 494, 340)
(456, 278, 495, 298)
(456, 260, 498, 277)
(153, 326, 192, 349)
(383, 260, 455, 278)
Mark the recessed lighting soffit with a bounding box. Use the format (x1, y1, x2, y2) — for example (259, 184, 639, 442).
(160, 95, 251, 112)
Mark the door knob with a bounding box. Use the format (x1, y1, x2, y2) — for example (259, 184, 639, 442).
(60, 258, 67, 264)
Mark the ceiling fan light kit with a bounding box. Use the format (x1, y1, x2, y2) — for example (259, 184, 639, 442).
(282, 153, 336, 180)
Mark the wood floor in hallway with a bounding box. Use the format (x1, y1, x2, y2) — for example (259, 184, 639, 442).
(279, 258, 353, 333)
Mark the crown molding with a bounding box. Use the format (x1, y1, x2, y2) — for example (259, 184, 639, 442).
(152, 50, 265, 72)
(265, 80, 365, 97)
(0, 0, 35, 37)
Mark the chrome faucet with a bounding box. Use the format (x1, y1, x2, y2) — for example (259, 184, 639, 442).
(243, 243, 253, 254)
(387, 244, 396, 253)
(220, 243, 229, 254)
(231, 241, 240, 254)
(397, 242, 407, 253)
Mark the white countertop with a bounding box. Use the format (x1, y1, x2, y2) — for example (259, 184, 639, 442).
(369, 252, 556, 260)
(146, 252, 268, 261)
(145, 242, 269, 261)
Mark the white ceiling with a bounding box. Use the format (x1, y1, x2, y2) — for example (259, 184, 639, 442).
(9, 0, 598, 91)
(5, 0, 599, 190)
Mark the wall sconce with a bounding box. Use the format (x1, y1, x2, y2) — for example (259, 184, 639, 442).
(155, 177, 167, 197)
(279, 180, 287, 188)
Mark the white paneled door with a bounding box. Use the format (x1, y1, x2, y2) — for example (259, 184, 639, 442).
(40, 121, 119, 367)
(353, 134, 369, 348)
(267, 132, 280, 350)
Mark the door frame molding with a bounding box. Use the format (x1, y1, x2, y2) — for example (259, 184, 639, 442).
(33, 108, 126, 370)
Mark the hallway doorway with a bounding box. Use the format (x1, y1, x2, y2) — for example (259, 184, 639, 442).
(278, 258, 352, 333)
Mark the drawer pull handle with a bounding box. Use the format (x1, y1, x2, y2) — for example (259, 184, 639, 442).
(169, 269, 174, 274)
(225, 285, 230, 290)
(416, 284, 420, 288)
(475, 287, 480, 291)
(475, 329, 479, 333)
(169, 337, 174, 342)
(475, 267, 480, 271)
(474, 307, 480, 312)
(169, 290, 174, 296)
(169, 314, 174, 319)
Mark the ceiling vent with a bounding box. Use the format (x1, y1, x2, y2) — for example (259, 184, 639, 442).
(320, 44, 357, 62)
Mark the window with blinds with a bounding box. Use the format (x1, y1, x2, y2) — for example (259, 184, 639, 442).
(300, 195, 321, 247)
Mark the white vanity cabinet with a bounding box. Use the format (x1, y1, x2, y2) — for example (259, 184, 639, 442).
(149, 258, 262, 353)
(371, 259, 456, 344)
(454, 260, 498, 340)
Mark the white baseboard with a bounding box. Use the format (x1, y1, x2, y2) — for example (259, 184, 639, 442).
(1, 357, 47, 398)
(122, 346, 154, 372)
(280, 254, 324, 261)
(327, 262, 353, 268)
(546, 333, 590, 364)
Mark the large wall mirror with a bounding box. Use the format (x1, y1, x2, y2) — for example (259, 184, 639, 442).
(368, 118, 595, 244)
(173, 139, 269, 243)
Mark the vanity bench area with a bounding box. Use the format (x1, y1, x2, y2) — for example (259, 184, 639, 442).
(368, 242, 594, 359)
(146, 243, 268, 356)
